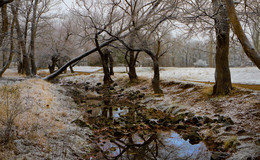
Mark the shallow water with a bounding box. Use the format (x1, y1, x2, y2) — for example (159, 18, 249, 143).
(84, 100, 211, 160)
(97, 130, 211, 160)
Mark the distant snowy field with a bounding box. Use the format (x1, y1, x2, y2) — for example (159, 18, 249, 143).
(73, 66, 260, 85)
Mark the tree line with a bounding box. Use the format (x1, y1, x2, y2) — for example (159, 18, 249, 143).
(0, 0, 260, 95)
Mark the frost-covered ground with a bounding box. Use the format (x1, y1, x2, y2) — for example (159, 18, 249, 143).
(72, 66, 260, 84)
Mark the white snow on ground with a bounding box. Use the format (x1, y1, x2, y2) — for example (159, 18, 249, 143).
(72, 67, 260, 85)
(73, 66, 102, 72)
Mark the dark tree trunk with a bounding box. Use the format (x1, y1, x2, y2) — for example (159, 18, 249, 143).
(48, 55, 59, 74)
(0, 10, 15, 77)
(151, 56, 163, 94)
(108, 53, 114, 75)
(30, 0, 38, 75)
(213, 0, 232, 95)
(94, 33, 113, 85)
(128, 51, 138, 82)
(0, 5, 8, 48)
(101, 49, 113, 85)
(144, 49, 163, 94)
(11, 5, 31, 76)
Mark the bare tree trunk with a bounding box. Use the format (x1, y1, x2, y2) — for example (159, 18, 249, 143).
(213, 0, 232, 95)
(30, 0, 38, 75)
(0, 8, 15, 77)
(128, 50, 138, 82)
(225, 0, 260, 69)
(108, 53, 114, 75)
(144, 49, 163, 94)
(11, 4, 31, 76)
(101, 50, 113, 85)
(0, 5, 8, 48)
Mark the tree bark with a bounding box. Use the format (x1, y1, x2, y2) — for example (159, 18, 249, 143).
(11, 4, 31, 76)
(225, 0, 260, 69)
(0, 5, 8, 48)
(0, 10, 15, 77)
(101, 49, 113, 85)
(128, 50, 138, 82)
(30, 0, 38, 75)
(144, 49, 163, 94)
(108, 53, 114, 75)
(213, 0, 232, 95)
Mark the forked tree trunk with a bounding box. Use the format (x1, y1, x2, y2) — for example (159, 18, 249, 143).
(95, 34, 113, 85)
(213, 0, 232, 95)
(11, 5, 31, 76)
(225, 0, 260, 69)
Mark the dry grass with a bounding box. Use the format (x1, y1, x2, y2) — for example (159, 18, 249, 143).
(0, 78, 78, 156)
(201, 86, 214, 96)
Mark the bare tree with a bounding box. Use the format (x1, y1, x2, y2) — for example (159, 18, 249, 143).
(0, 3, 16, 77)
(29, 0, 39, 75)
(212, 0, 232, 95)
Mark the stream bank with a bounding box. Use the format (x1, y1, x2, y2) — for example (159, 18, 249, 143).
(61, 74, 260, 160)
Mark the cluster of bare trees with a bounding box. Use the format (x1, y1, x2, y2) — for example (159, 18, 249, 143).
(0, 0, 59, 77)
(1, 0, 260, 95)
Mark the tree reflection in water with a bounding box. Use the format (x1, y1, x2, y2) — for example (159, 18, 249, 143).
(97, 130, 211, 160)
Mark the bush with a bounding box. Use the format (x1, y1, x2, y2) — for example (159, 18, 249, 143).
(0, 85, 27, 145)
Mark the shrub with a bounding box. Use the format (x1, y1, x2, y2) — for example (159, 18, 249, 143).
(0, 85, 27, 144)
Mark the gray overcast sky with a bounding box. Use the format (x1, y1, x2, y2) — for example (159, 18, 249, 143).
(60, 0, 75, 11)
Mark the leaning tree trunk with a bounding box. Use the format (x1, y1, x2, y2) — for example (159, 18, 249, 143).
(43, 39, 116, 81)
(213, 0, 232, 95)
(225, 0, 260, 69)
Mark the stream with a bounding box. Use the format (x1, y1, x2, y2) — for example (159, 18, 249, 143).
(78, 96, 211, 160)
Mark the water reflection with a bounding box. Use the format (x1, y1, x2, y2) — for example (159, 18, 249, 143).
(97, 130, 211, 160)
(84, 100, 211, 160)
